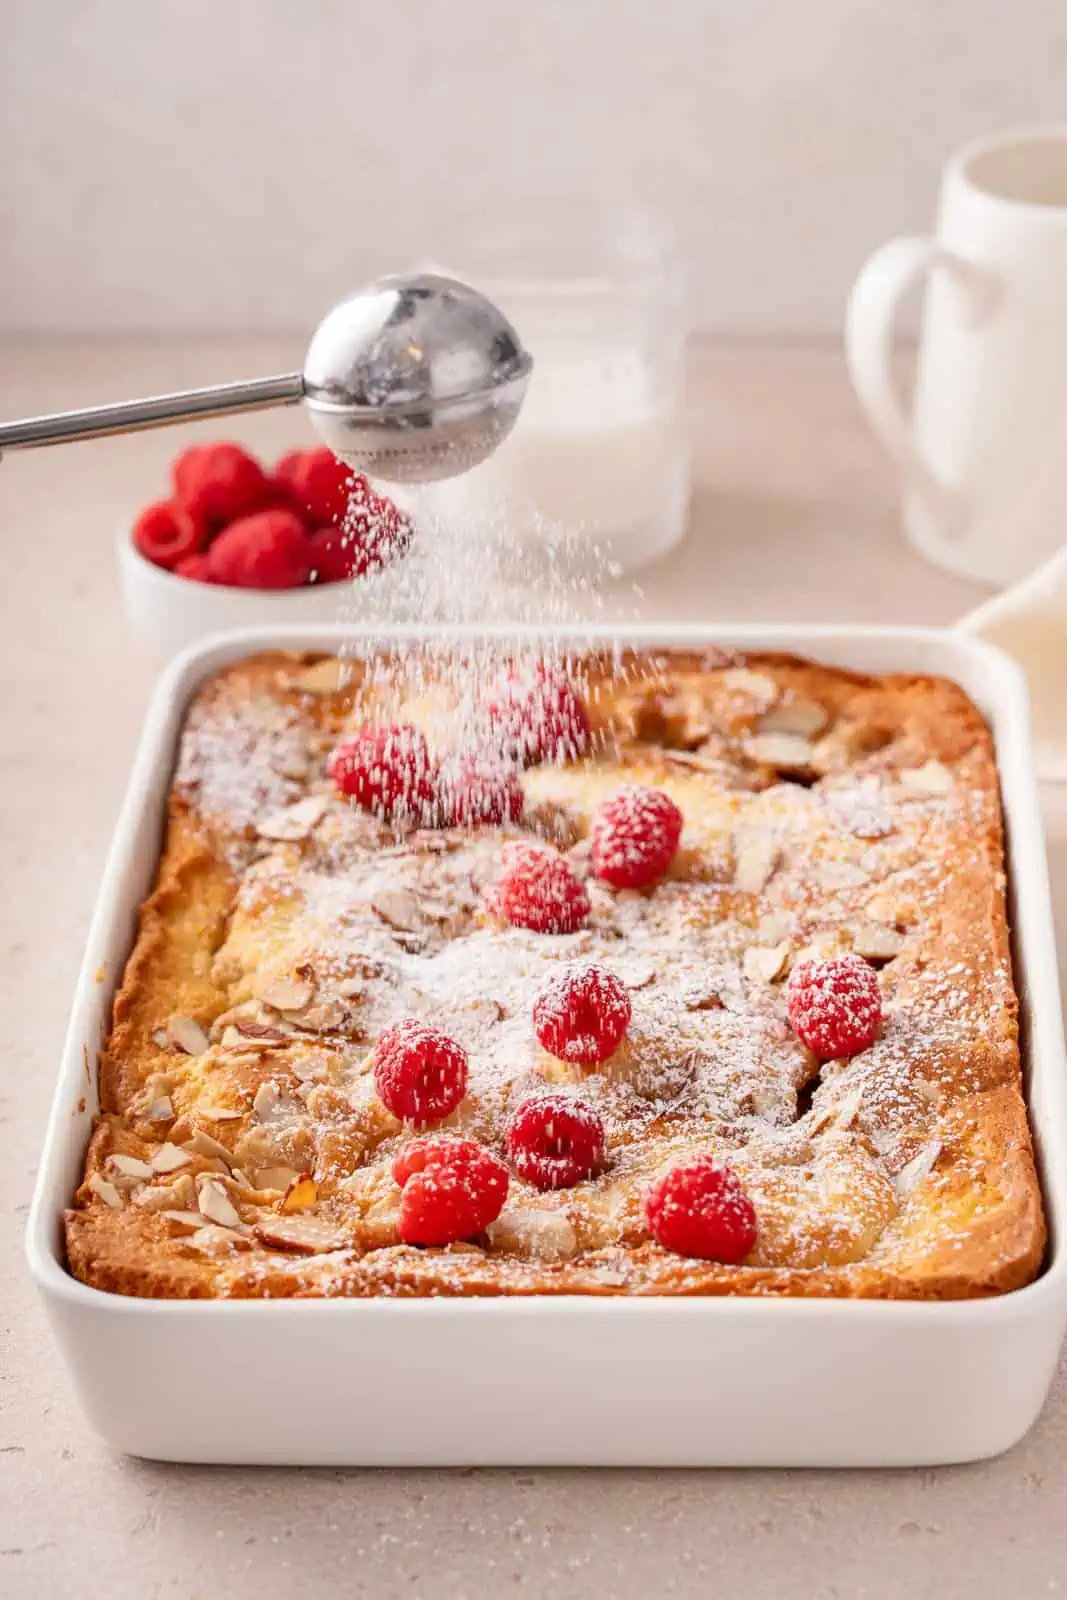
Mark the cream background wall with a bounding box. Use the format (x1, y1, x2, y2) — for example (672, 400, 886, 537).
(3, 0, 1067, 335)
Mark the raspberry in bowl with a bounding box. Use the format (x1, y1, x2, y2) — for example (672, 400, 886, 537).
(119, 441, 414, 658)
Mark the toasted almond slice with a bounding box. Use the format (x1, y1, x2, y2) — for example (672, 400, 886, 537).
(183, 1129, 233, 1164)
(145, 1096, 174, 1122)
(253, 1082, 281, 1122)
(371, 890, 425, 933)
(256, 975, 315, 1012)
(487, 1207, 578, 1261)
(281, 1173, 319, 1213)
(161, 1208, 205, 1230)
(254, 1215, 348, 1253)
(109, 1154, 154, 1180)
(150, 1142, 191, 1174)
(682, 982, 724, 1011)
(894, 1140, 942, 1199)
(732, 826, 780, 894)
(759, 911, 791, 944)
(199, 1107, 244, 1122)
(742, 731, 815, 769)
(722, 667, 779, 702)
(184, 1224, 252, 1254)
(289, 1000, 349, 1035)
(618, 958, 656, 990)
(334, 977, 368, 999)
(151, 1028, 169, 1048)
(134, 1174, 196, 1211)
(166, 1016, 210, 1056)
(88, 1173, 124, 1209)
(899, 759, 954, 796)
(253, 1165, 301, 1192)
(198, 1178, 242, 1228)
(742, 942, 790, 983)
(759, 700, 829, 739)
(815, 860, 870, 890)
(292, 658, 347, 694)
(256, 795, 329, 842)
(852, 921, 905, 962)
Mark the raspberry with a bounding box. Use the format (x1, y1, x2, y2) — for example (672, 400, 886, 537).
(205, 509, 312, 589)
(274, 446, 353, 526)
(172, 442, 270, 529)
(785, 954, 882, 1059)
(329, 724, 440, 824)
(306, 527, 360, 585)
(590, 785, 683, 889)
(533, 962, 631, 1066)
(440, 754, 524, 828)
(391, 1136, 508, 1245)
(346, 482, 415, 575)
(174, 553, 214, 582)
(505, 1093, 605, 1190)
(487, 664, 591, 767)
(645, 1156, 757, 1263)
(132, 500, 207, 569)
(373, 1020, 469, 1126)
(487, 842, 590, 934)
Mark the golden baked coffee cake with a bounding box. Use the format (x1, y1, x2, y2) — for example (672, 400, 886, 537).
(64, 648, 1045, 1299)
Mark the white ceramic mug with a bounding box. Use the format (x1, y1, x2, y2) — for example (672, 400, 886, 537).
(847, 127, 1067, 587)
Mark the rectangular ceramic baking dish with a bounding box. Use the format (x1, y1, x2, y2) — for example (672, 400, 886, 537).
(27, 622, 1067, 1467)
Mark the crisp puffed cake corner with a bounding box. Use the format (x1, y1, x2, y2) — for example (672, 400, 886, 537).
(64, 646, 1046, 1300)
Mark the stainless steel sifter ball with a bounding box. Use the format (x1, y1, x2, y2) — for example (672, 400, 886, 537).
(0, 273, 533, 485)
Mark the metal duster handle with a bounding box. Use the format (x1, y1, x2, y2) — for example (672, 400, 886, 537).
(0, 372, 305, 454)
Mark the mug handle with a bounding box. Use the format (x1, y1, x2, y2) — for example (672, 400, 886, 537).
(845, 237, 975, 554)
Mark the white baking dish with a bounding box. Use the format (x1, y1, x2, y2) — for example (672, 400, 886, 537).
(27, 623, 1067, 1467)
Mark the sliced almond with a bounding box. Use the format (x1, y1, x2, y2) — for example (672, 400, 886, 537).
(289, 1000, 349, 1035)
(732, 826, 780, 895)
(150, 1142, 191, 1174)
(144, 1096, 174, 1122)
(256, 795, 329, 842)
(815, 860, 870, 891)
(151, 1028, 169, 1048)
(88, 1173, 124, 1209)
(184, 1224, 252, 1254)
(183, 1129, 233, 1164)
(852, 921, 905, 962)
(742, 731, 815, 770)
(166, 1016, 210, 1056)
(234, 1018, 293, 1043)
(292, 658, 347, 694)
(280, 1173, 319, 1213)
(254, 1215, 348, 1253)
(487, 1207, 578, 1262)
(108, 1153, 154, 1180)
(894, 1140, 942, 1199)
(256, 975, 315, 1012)
(899, 760, 954, 797)
(134, 1173, 196, 1212)
(759, 911, 791, 944)
(198, 1178, 242, 1228)
(199, 1107, 245, 1122)
(682, 982, 724, 1011)
(759, 700, 828, 739)
(743, 942, 790, 983)
(253, 1165, 301, 1192)
(253, 1082, 281, 1123)
(161, 1208, 205, 1230)
(618, 958, 656, 991)
(722, 667, 779, 703)
(371, 890, 425, 933)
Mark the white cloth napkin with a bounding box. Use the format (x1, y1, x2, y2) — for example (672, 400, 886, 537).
(957, 544, 1067, 782)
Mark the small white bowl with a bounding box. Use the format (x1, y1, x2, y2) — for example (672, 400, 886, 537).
(117, 533, 350, 659)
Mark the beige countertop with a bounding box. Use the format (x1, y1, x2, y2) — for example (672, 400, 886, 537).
(2, 337, 1065, 1598)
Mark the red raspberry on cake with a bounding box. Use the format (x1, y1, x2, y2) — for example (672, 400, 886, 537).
(486, 842, 590, 934)
(132, 500, 207, 570)
(440, 753, 525, 828)
(533, 962, 631, 1066)
(373, 1020, 469, 1126)
(505, 1093, 606, 1190)
(785, 953, 883, 1059)
(274, 446, 353, 526)
(645, 1156, 757, 1263)
(329, 723, 440, 824)
(172, 442, 271, 529)
(590, 785, 683, 889)
(487, 663, 592, 767)
(205, 509, 312, 588)
(392, 1136, 509, 1245)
